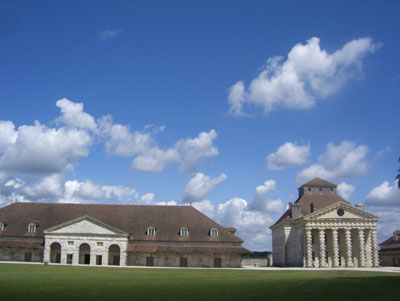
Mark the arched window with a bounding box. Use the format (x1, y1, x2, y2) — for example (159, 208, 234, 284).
(310, 203, 314, 213)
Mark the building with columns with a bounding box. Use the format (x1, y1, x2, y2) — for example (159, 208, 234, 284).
(0, 202, 250, 267)
(270, 178, 379, 268)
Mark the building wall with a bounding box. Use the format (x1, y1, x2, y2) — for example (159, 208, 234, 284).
(0, 247, 43, 262)
(127, 252, 242, 268)
(44, 234, 128, 266)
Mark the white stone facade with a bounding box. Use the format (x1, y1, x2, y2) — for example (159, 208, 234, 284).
(270, 179, 380, 268)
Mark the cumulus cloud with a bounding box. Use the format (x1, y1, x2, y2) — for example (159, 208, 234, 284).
(247, 179, 284, 213)
(0, 121, 92, 175)
(365, 181, 400, 207)
(216, 197, 275, 250)
(228, 37, 380, 115)
(179, 172, 227, 203)
(337, 182, 355, 200)
(176, 129, 219, 173)
(56, 98, 97, 131)
(267, 142, 310, 170)
(101, 120, 219, 173)
(364, 181, 400, 245)
(296, 141, 370, 183)
(98, 29, 124, 40)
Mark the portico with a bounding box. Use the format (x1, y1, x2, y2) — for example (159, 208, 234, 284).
(271, 178, 379, 268)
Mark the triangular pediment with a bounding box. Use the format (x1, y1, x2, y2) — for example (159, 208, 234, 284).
(44, 215, 128, 236)
(304, 201, 378, 220)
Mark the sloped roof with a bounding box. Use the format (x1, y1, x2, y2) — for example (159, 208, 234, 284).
(0, 202, 242, 244)
(299, 177, 337, 188)
(270, 193, 350, 228)
(379, 231, 400, 247)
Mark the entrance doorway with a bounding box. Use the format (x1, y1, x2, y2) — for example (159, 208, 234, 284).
(180, 257, 188, 267)
(79, 243, 91, 264)
(146, 257, 154, 266)
(108, 245, 121, 265)
(50, 242, 61, 263)
(214, 258, 222, 268)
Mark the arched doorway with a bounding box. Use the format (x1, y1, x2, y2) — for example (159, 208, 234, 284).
(50, 242, 61, 263)
(108, 244, 120, 265)
(79, 243, 91, 264)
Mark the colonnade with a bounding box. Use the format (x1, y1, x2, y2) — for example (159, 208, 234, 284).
(305, 227, 379, 267)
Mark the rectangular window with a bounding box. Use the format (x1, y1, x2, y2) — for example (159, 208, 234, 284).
(0, 222, 4, 232)
(210, 228, 218, 237)
(68, 241, 74, 246)
(147, 227, 156, 236)
(180, 228, 188, 237)
(66, 254, 73, 264)
(96, 255, 102, 265)
(28, 223, 36, 232)
(97, 242, 103, 247)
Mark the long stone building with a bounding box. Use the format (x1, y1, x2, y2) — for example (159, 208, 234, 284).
(379, 230, 400, 266)
(0, 202, 251, 267)
(270, 178, 379, 268)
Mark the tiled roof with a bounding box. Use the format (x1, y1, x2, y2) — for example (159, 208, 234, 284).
(0, 202, 243, 244)
(299, 177, 337, 188)
(271, 193, 349, 228)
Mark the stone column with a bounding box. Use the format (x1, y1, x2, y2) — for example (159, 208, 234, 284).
(358, 228, 366, 267)
(332, 228, 340, 267)
(345, 229, 353, 267)
(319, 229, 327, 267)
(72, 250, 79, 265)
(305, 229, 313, 267)
(371, 229, 379, 267)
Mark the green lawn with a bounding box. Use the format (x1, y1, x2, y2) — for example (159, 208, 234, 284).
(0, 264, 399, 300)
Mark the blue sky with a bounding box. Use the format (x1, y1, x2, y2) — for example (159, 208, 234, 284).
(0, 0, 399, 250)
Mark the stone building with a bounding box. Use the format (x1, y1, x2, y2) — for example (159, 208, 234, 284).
(0, 202, 250, 267)
(379, 230, 400, 266)
(270, 178, 379, 268)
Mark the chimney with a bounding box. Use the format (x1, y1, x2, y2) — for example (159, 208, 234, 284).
(355, 204, 364, 211)
(291, 203, 302, 219)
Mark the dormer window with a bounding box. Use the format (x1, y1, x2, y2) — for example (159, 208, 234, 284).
(147, 227, 156, 237)
(180, 227, 189, 237)
(210, 228, 218, 237)
(0, 222, 4, 232)
(28, 223, 36, 233)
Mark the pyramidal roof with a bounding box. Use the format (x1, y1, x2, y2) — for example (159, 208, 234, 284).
(299, 177, 337, 189)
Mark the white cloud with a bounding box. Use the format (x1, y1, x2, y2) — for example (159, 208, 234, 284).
(296, 141, 370, 183)
(99, 116, 153, 157)
(216, 197, 274, 250)
(228, 37, 380, 115)
(56, 98, 97, 131)
(364, 181, 400, 245)
(267, 142, 310, 170)
(0, 121, 92, 175)
(176, 129, 219, 173)
(179, 172, 227, 203)
(132, 147, 180, 172)
(337, 182, 355, 200)
(365, 181, 400, 207)
(248, 179, 284, 213)
(100, 116, 218, 173)
(98, 29, 124, 40)
(191, 200, 215, 218)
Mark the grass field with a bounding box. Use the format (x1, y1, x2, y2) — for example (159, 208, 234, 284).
(1, 264, 400, 300)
